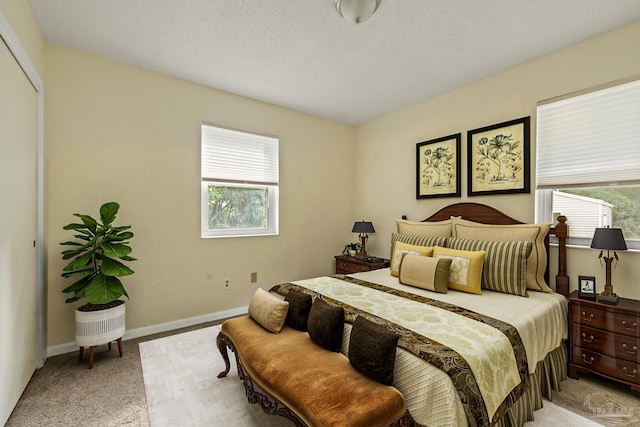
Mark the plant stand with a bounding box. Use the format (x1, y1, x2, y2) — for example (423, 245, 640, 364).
(75, 302, 126, 369)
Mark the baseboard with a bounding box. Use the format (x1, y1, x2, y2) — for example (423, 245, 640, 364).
(46, 305, 248, 358)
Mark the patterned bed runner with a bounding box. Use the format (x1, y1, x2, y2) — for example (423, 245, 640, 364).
(271, 276, 529, 427)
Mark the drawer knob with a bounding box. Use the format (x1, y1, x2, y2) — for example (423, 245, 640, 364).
(582, 354, 595, 365)
(581, 311, 594, 322)
(622, 343, 637, 355)
(622, 366, 638, 378)
(581, 333, 594, 343)
(622, 320, 637, 331)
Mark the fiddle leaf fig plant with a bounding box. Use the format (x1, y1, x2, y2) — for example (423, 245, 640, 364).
(61, 202, 136, 306)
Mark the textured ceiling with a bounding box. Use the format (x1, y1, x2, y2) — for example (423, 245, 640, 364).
(29, 0, 640, 125)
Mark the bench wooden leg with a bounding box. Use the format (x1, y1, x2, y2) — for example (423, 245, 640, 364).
(78, 346, 84, 362)
(116, 337, 123, 357)
(216, 332, 231, 378)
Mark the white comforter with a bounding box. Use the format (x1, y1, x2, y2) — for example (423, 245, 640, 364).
(343, 268, 568, 427)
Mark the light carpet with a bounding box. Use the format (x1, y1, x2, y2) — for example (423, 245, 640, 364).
(140, 325, 601, 427)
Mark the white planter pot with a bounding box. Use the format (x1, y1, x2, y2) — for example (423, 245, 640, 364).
(75, 302, 126, 347)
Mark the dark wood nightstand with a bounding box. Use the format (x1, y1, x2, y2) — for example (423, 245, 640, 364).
(334, 255, 390, 275)
(568, 290, 640, 392)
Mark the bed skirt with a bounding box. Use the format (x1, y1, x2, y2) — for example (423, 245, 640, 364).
(496, 343, 567, 427)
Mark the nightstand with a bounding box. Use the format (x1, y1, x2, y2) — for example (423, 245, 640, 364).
(568, 290, 640, 392)
(334, 255, 390, 275)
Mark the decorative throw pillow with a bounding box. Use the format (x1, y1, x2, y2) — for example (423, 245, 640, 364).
(389, 241, 434, 276)
(398, 254, 451, 293)
(284, 289, 312, 331)
(432, 246, 485, 294)
(395, 218, 452, 238)
(248, 288, 289, 333)
(307, 298, 344, 352)
(348, 316, 399, 385)
(449, 238, 533, 297)
(451, 217, 552, 293)
(390, 233, 448, 260)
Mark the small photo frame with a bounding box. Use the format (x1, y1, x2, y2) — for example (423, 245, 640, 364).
(578, 275, 596, 300)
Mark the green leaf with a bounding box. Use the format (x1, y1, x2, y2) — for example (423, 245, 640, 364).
(65, 296, 81, 304)
(108, 231, 133, 242)
(61, 247, 88, 260)
(119, 255, 137, 262)
(101, 257, 134, 277)
(74, 214, 98, 232)
(61, 275, 93, 294)
(60, 241, 83, 247)
(100, 202, 120, 226)
(63, 251, 95, 272)
(63, 223, 89, 231)
(101, 242, 132, 258)
(83, 274, 126, 304)
(62, 268, 94, 278)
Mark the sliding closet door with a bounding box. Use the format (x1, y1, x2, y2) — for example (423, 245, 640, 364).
(0, 36, 37, 425)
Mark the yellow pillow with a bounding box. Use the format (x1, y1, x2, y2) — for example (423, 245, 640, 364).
(432, 246, 485, 294)
(390, 241, 434, 276)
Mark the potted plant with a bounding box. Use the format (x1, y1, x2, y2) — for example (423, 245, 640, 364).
(343, 243, 361, 257)
(61, 201, 136, 366)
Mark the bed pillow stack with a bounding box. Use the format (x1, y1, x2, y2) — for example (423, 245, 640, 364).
(451, 217, 552, 293)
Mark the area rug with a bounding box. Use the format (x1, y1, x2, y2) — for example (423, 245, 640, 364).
(140, 325, 601, 427)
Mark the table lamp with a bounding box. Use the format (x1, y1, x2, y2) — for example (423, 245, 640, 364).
(591, 226, 627, 304)
(352, 221, 375, 257)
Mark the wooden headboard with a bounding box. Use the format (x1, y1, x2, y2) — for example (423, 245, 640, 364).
(403, 202, 569, 296)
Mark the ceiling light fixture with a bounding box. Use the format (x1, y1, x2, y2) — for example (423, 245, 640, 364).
(335, 0, 381, 24)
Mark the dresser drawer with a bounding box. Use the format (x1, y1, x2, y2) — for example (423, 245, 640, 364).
(571, 303, 640, 337)
(572, 323, 640, 363)
(336, 260, 371, 274)
(572, 347, 640, 386)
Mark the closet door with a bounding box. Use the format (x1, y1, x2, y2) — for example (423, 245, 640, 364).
(0, 36, 37, 425)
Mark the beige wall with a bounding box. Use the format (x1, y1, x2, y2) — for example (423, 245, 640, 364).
(0, 0, 44, 76)
(354, 20, 640, 300)
(45, 44, 355, 346)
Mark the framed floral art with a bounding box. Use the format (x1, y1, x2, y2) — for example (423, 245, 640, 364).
(467, 117, 530, 196)
(416, 133, 461, 199)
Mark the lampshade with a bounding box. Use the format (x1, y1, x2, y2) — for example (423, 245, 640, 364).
(590, 227, 627, 251)
(352, 221, 375, 234)
(335, 0, 381, 24)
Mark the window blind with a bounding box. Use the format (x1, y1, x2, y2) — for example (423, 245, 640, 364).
(536, 79, 640, 189)
(201, 124, 279, 185)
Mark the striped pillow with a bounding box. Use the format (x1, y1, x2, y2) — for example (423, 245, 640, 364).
(449, 238, 533, 297)
(391, 233, 448, 255)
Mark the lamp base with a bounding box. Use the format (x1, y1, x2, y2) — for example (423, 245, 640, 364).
(597, 293, 619, 305)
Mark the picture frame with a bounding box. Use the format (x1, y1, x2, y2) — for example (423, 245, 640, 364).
(416, 133, 461, 199)
(578, 275, 597, 300)
(467, 116, 530, 196)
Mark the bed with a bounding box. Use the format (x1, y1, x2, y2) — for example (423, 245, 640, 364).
(271, 202, 570, 427)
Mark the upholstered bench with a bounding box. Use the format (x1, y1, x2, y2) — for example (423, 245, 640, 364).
(217, 314, 410, 427)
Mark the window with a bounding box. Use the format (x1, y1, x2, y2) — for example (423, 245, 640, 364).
(536, 78, 640, 248)
(201, 124, 279, 238)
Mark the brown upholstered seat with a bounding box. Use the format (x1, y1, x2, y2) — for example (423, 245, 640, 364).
(221, 315, 406, 427)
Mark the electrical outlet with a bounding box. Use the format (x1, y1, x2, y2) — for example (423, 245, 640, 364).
(223, 278, 231, 290)
(251, 272, 257, 283)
